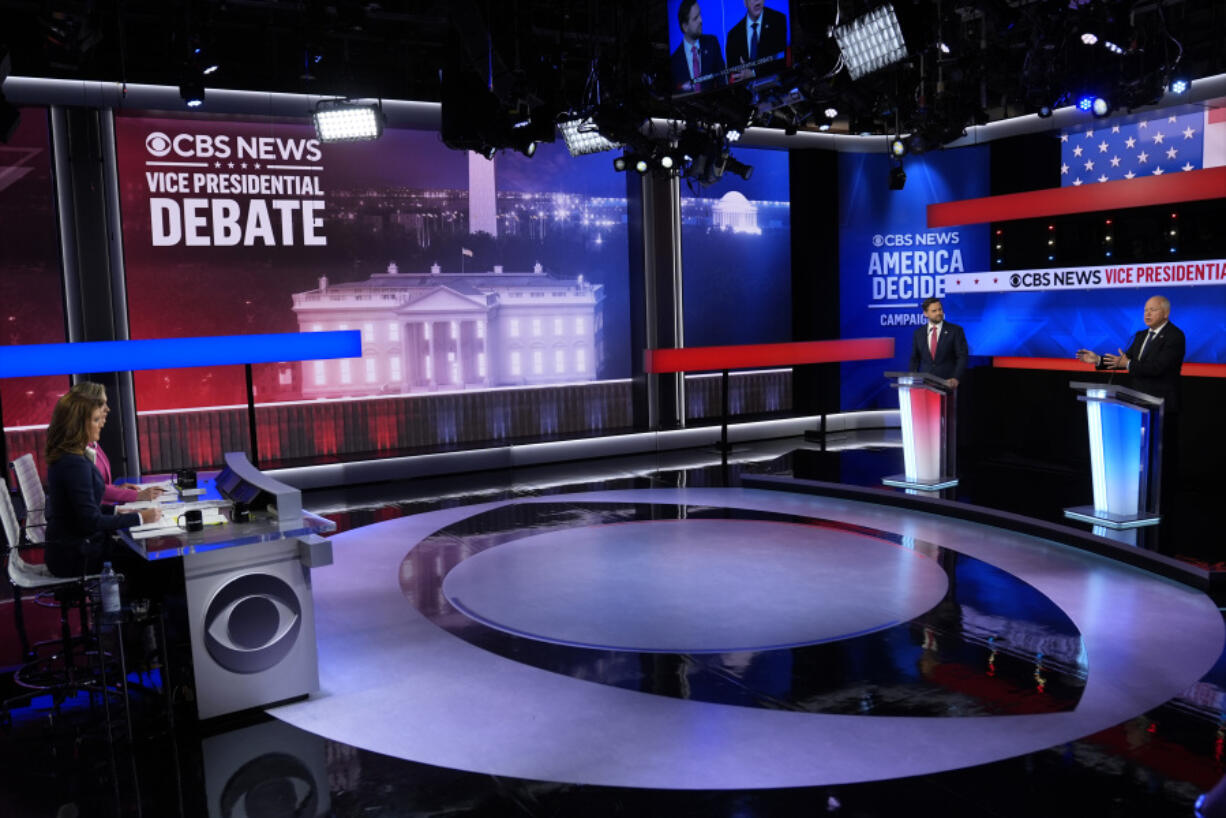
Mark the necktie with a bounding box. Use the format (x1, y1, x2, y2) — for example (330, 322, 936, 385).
(750, 22, 759, 61)
(692, 44, 700, 79)
(929, 326, 938, 359)
(1138, 330, 1156, 360)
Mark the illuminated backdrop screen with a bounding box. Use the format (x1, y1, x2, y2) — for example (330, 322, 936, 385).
(838, 148, 990, 410)
(0, 108, 68, 428)
(114, 114, 631, 413)
(682, 145, 791, 347)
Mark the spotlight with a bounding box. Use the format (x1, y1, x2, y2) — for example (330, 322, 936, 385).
(559, 117, 620, 156)
(1091, 97, 1111, 117)
(1077, 96, 1094, 111)
(613, 155, 628, 172)
(817, 122, 832, 132)
(889, 161, 906, 190)
(1169, 77, 1190, 94)
(179, 79, 205, 108)
(659, 153, 675, 170)
(890, 137, 907, 157)
(823, 107, 839, 119)
(1103, 41, 1124, 55)
(833, 4, 907, 80)
(634, 157, 649, 174)
(313, 99, 385, 142)
(1080, 32, 1098, 45)
(1037, 105, 1053, 119)
(724, 156, 754, 181)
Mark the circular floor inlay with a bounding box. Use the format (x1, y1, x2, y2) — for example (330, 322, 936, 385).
(442, 518, 949, 652)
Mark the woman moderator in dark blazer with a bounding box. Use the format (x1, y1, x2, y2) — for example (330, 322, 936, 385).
(43, 391, 159, 578)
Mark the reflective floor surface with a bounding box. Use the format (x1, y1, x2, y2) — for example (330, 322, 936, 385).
(2, 433, 1225, 817)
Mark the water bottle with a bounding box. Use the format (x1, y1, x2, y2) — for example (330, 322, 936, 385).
(100, 561, 121, 617)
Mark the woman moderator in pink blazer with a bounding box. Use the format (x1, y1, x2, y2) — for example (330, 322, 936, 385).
(68, 382, 165, 504)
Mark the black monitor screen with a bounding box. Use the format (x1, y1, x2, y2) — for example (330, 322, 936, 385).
(667, 0, 792, 97)
(214, 465, 262, 505)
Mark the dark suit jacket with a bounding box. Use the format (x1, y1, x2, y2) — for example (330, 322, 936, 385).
(45, 452, 140, 577)
(910, 321, 969, 382)
(1117, 322, 1185, 412)
(671, 35, 727, 92)
(725, 7, 788, 66)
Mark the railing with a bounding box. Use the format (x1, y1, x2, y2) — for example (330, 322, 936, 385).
(6, 370, 793, 476)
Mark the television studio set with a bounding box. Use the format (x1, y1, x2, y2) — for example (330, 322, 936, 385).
(2, 1, 1226, 815)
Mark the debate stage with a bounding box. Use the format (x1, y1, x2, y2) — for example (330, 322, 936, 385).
(254, 437, 1226, 813)
(5, 436, 1224, 817)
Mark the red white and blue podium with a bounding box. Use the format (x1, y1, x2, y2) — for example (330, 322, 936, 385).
(1064, 382, 1165, 530)
(883, 372, 958, 491)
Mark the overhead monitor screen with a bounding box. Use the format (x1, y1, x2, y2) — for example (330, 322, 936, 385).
(666, 0, 792, 97)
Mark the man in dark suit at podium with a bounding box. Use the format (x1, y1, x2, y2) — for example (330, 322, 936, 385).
(725, 0, 788, 71)
(1075, 295, 1185, 411)
(671, 0, 726, 93)
(1076, 294, 1185, 517)
(910, 297, 969, 388)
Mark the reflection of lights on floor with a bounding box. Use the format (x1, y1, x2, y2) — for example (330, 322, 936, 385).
(594, 235, 603, 245)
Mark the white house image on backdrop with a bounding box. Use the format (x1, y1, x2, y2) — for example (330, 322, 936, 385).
(291, 261, 605, 398)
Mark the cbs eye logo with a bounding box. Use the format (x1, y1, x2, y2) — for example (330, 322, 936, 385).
(145, 132, 172, 157)
(219, 752, 318, 818)
(204, 574, 302, 674)
(1010, 274, 1022, 288)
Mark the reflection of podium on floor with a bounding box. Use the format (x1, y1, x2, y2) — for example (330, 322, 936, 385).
(1064, 382, 1164, 530)
(882, 372, 958, 491)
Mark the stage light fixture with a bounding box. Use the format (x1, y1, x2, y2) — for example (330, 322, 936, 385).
(1080, 32, 1098, 45)
(1103, 41, 1124, 55)
(559, 117, 620, 156)
(613, 155, 628, 172)
(634, 157, 649, 174)
(833, 4, 908, 80)
(179, 79, 205, 108)
(1169, 77, 1190, 94)
(1077, 95, 1095, 112)
(824, 107, 839, 119)
(890, 137, 907, 157)
(313, 99, 385, 142)
(1037, 105, 1054, 118)
(818, 122, 832, 132)
(1091, 97, 1111, 117)
(888, 161, 906, 190)
(724, 156, 754, 181)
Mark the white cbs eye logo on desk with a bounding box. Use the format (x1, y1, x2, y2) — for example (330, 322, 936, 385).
(204, 574, 302, 674)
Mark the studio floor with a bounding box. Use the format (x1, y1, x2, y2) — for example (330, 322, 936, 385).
(2, 433, 1225, 817)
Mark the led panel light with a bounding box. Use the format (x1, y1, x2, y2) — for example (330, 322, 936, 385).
(833, 4, 908, 80)
(559, 118, 621, 156)
(313, 101, 384, 143)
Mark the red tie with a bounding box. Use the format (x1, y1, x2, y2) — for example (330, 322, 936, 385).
(692, 44, 700, 80)
(929, 326, 938, 359)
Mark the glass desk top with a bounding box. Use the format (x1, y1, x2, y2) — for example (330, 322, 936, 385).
(116, 475, 336, 561)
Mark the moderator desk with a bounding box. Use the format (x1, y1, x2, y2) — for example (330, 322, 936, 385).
(119, 453, 335, 720)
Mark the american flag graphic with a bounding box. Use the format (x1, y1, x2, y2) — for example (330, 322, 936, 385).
(1059, 105, 1225, 186)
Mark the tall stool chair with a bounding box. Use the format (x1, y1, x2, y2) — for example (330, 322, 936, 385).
(10, 454, 46, 544)
(0, 487, 119, 724)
